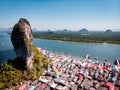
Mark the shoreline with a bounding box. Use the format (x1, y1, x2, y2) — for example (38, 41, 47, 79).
(34, 38, 120, 45)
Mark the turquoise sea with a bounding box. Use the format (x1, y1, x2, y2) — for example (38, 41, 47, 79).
(0, 32, 120, 64)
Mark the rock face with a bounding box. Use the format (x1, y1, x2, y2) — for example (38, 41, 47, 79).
(11, 18, 33, 68)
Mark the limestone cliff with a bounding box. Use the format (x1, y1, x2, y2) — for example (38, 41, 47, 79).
(11, 18, 33, 68)
(0, 18, 49, 89)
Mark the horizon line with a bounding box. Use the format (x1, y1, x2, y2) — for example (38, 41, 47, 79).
(0, 27, 120, 32)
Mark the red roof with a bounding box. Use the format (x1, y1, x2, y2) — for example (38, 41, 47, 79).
(98, 65, 104, 70)
(17, 84, 27, 90)
(78, 74, 83, 80)
(105, 82, 114, 90)
(87, 63, 94, 68)
(40, 83, 46, 89)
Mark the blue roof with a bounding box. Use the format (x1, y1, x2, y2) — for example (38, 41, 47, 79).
(28, 86, 36, 90)
(55, 78, 61, 83)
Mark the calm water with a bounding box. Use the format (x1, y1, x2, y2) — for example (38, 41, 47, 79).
(0, 32, 120, 64)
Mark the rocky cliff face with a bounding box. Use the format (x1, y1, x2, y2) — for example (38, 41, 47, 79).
(11, 18, 33, 68)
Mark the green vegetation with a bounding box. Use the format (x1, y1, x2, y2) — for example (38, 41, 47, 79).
(33, 31, 120, 44)
(28, 45, 50, 80)
(0, 62, 22, 88)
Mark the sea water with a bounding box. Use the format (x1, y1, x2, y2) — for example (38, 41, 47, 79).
(0, 32, 120, 64)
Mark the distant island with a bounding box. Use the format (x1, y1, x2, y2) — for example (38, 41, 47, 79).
(79, 28, 89, 33)
(57, 29, 71, 32)
(33, 30, 120, 44)
(105, 29, 112, 33)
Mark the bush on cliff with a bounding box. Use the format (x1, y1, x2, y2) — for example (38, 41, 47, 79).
(0, 62, 22, 88)
(0, 46, 49, 89)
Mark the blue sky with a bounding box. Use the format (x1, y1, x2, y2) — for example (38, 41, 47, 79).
(0, 0, 120, 31)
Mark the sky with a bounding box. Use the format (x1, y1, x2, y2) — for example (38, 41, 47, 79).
(0, 0, 120, 31)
